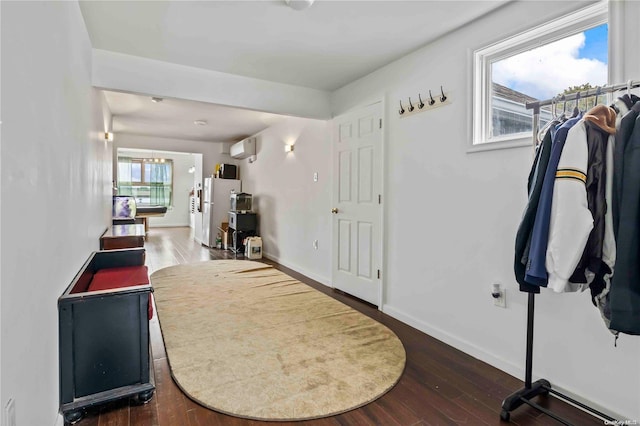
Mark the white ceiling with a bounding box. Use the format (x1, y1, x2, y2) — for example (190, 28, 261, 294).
(81, 0, 507, 142)
(104, 91, 288, 142)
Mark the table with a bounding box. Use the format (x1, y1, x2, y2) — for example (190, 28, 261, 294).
(136, 210, 167, 234)
(100, 224, 145, 250)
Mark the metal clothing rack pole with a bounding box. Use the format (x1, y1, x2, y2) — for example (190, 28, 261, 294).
(526, 79, 640, 110)
(500, 79, 640, 424)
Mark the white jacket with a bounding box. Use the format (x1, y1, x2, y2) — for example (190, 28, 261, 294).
(602, 134, 616, 272)
(546, 120, 594, 293)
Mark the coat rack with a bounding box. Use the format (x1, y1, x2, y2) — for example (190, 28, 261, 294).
(501, 79, 640, 425)
(398, 85, 451, 117)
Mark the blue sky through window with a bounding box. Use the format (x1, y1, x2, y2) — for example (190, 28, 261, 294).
(581, 24, 608, 63)
(492, 23, 608, 100)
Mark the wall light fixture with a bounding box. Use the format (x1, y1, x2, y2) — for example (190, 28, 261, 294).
(285, 144, 294, 153)
(104, 132, 114, 142)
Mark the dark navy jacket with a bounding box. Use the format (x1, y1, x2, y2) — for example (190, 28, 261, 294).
(514, 129, 552, 293)
(613, 102, 640, 237)
(524, 115, 582, 286)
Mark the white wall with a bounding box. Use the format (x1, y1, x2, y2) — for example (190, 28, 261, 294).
(610, 0, 640, 84)
(240, 117, 332, 285)
(1, 2, 112, 425)
(331, 0, 640, 420)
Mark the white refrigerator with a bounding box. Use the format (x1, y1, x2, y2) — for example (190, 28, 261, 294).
(202, 177, 241, 247)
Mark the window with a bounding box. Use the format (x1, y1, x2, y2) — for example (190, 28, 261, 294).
(472, 3, 608, 148)
(117, 157, 173, 207)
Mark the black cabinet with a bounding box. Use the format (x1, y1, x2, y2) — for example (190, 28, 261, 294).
(228, 212, 257, 253)
(58, 249, 154, 424)
(228, 211, 257, 231)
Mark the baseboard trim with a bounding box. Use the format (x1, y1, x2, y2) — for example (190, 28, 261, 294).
(380, 304, 623, 421)
(381, 304, 522, 378)
(262, 252, 331, 287)
(148, 223, 190, 228)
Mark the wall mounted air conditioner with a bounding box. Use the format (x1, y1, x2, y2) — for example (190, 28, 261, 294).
(230, 137, 256, 159)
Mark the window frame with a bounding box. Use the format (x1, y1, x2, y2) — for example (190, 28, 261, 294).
(130, 159, 143, 184)
(471, 2, 608, 150)
(117, 157, 174, 207)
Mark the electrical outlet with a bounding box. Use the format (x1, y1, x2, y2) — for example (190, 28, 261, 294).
(494, 290, 506, 308)
(4, 398, 16, 426)
(313, 240, 318, 250)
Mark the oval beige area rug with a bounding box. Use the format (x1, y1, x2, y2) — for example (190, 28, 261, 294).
(151, 260, 406, 421)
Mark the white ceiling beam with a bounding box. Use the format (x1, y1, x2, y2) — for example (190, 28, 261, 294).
(92, 49, 332, 120)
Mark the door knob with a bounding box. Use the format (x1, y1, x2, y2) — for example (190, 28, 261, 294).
(331, 208, 339, 214)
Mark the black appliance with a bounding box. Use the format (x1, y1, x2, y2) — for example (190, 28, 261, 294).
(219, 164, 237, 179)
(228, 211, 257, 253)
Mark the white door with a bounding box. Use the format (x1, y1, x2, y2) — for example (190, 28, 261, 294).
(332, 102, 383, 306)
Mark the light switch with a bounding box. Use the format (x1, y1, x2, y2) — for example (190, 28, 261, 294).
(313, 172, 318, 182)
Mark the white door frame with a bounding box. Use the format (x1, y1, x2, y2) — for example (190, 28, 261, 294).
(330, 99, 386, 310)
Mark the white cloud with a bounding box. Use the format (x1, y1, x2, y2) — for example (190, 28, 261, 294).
(492, 32, 607, 100)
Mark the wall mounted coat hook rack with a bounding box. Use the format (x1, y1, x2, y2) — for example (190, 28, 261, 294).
(399, 86, 452, 118)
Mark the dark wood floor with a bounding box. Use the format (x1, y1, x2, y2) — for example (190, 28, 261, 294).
(75, 227, 606, 426)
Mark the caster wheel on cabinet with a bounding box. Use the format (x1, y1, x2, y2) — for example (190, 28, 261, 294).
(63, 410, 84, 425)
(132, 389, 155, 405)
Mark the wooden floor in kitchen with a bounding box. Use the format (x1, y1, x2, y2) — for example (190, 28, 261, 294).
(75, 227, 606, 426)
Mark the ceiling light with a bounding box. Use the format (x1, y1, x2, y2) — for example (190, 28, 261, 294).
(194, 119, 208, 126)
(151, 97, 163, 103)
(285, 0, 314, 11)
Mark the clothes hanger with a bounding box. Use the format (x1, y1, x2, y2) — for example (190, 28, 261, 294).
(556, 94, 567, 122)
(627, 80, 640, 104)
(570, 92, 581, 118)
(536, 96, 558, 142)
(594, 87, 601, 106)
(611, 81, 639, 111)
(619, 81, 633, 106)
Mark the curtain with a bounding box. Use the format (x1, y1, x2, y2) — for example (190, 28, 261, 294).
(148, 161, 172, 206)
(117, 156, 134, 196)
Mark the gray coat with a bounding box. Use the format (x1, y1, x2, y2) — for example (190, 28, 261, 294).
(610, 106, 640, 335)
